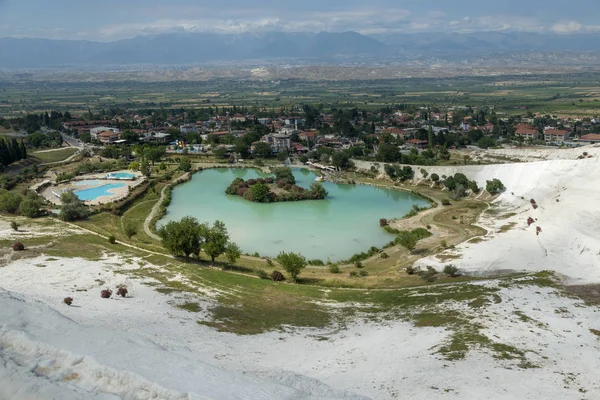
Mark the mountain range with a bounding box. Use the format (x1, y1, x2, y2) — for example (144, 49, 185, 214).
(2, 31, 600, 69)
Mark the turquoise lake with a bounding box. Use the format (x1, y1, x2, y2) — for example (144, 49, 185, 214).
(160, 168, 429, 261)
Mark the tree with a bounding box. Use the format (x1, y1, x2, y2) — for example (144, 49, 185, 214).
(145, 147, 165, 164)
(59, 191, 89, 221)
(128, 162, 139, 171)
(299, 155, 309, 164)
(397, 166, 414, 181)
(309, 183, 328, 199)
(430, 173, 440, 182)
(158, 216, 201, 259)
(253, 142, 273, 158)
(10, 221, 19, 231)
(140, 160, 151, 177)
(200, 220, 229, 265)
(395, 231, 418, 253)
(331, 151, 351, 170)
(245, 183, 273, 203)
(376, 143, 400, 162)
(277, 150, 289, 162)
(19, 199, 40, 218)
(179, 157, 192, 172)
(225, 242, 241, 266)
(486, 179, 505, 195)
(0, 192, 22, 214)
(276, 251, 307, 282)
(159, 162, 167, 171)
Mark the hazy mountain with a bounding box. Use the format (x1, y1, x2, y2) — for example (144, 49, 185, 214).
(1, 31, 600, 68)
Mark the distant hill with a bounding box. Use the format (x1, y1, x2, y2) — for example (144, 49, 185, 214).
(1, 31, 600, 68)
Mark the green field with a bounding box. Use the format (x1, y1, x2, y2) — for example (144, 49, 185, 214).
(2, 72, 600, 117)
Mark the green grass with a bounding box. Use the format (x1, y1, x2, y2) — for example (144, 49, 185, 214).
(31, 147, 77, 163)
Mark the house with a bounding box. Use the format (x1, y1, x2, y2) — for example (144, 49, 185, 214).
(576, 134, 600, 143)
(263, 134, 291, 151)
(97, 130, 121, 144)
(515, 124, 539, 141)
(257, 118, 271, 125)
(460, 122, 471, 131)
(544, 128, 569, 143)
(180, 124, 197, 134)
(90, 126, 121, 140)
(406, 139, 429, 149)
(382, 128, 408, 140)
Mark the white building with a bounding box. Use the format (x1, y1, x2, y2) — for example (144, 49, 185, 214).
(90, 126, 120, 140)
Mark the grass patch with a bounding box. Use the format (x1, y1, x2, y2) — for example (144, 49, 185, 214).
(498, 222, 517, 233)
(31, 147, 77, 164)
(177, 302, 202, 313)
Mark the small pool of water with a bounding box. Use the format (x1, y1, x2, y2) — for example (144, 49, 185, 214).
(74, 183, 126, 201)
(107, 172, 136, 179)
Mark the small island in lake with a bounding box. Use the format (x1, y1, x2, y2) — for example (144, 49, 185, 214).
(225, 167, 328, 203)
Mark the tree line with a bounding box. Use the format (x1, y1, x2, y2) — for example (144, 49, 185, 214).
(0, 137, 27, 169)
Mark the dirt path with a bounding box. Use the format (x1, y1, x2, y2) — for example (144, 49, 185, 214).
(143, 187, 167, 242)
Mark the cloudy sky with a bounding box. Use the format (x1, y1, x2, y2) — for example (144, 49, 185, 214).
(0, 0, 598, 41)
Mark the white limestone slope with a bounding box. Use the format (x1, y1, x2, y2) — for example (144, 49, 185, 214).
(415, 146, 600, 282)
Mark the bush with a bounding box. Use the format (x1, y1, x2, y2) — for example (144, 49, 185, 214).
(10, 221, 19, 231)
(354, 261, 364, 268)
(63, 297, 73, 306)
(379, 218, 389, 227)
(380, 252, 389, 259)
(419, 266, 438, 282)
(358, 270, 369, 277)
(257, 269, 269, 280)
(271, 270, 285, 282)
(329, 265, 340, 274)
(349, 271, 359, 277)
(308, 259, 325, 266)
(124, 223, 137, 238)
(12, 242, 24, 251)
(19, 199, 40, 218)
(116, 286, 128, 297)
(108, 235, 116, 244)
(486, 178, 505, 195)
(441, 199, 451, 206)
(440, 239, 448, 249)
(443, 265, 459, 277)
(406, 265, 415, 275)
(101, 289, 112, 298)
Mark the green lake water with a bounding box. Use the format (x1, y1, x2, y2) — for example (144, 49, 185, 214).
(160, 168, 429, 261)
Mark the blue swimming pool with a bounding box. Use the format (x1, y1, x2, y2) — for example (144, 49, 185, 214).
(74, 183, 126, 201)
(107, 172, 136, 180)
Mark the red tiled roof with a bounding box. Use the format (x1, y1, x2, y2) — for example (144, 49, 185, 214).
(515, 124, 538, 135)
(578, 134, 600, 141)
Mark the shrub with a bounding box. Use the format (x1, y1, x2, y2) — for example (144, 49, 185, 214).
(527, 217, 535, 226)
(116, 286, 128, 297)
(10, 221, 19, 231)
(108, 235, 116, 244)
(418, 266, 438, 282)
(266, 258, 274, 266)
(12, 242, 24, 251)
(349, 271, 359, 277)
(124, 224, 137, 238)
(440, 239, 448, 249)
(441, 199, 451, 206)
(257, 269, 269, 279)
(358, 270, 369, 277)
(355, 261, 364, 269)
(63, 297, 73, 306)
(486, 179, 505, 195)
(101, 289, 112, 298)
(406, 265, 415, 275)
(380, 252, 389, 259)
(271, 270, 285, 282)
(430, 173, 440, 182)
(443, 265, 459, 277)
(379, 218, 389, 227)
(329, 265, 340, 274)
(308, 259, 325, 266)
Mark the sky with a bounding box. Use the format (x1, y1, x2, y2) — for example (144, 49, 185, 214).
(0, 0, 599, 41)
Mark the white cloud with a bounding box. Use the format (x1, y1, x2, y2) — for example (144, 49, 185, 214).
(552, 21, 583, 33)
